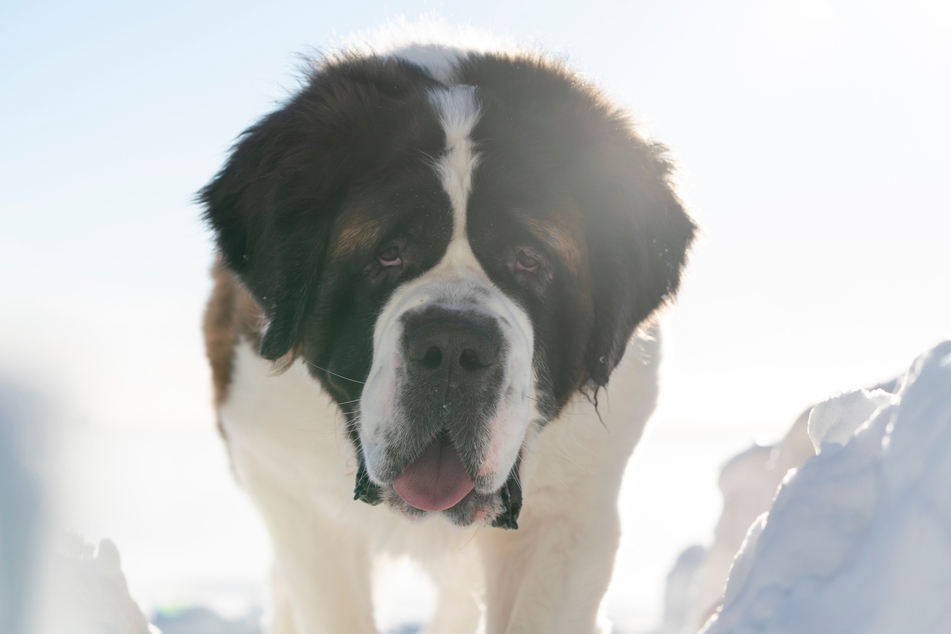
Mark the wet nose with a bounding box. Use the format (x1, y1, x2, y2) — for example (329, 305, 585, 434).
(403, 309, 501, 384)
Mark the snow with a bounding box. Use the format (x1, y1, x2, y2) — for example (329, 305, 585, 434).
(700, 341, 951, 633)
(33, 535, 158, 634)
(657, 546, 706, 634)
(806, 388, 892, 452)
(656, 409, 817, 633)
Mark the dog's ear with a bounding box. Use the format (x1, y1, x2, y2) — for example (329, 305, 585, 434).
(199, 106, 337, 360)
(200, 57, 437, 360)
(572, 117, 696, 389)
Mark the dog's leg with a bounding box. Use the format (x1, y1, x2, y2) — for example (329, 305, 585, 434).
(219, 343, 379, 633)
(419, 548, 484, 634)
(265, 504, 378, 634)
(268, 564, 298, 634)
(477, 337, 659, 634)
(477, 503, 621, 634)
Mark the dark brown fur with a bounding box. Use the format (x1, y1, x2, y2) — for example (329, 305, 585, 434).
(202, 257, 264, 410)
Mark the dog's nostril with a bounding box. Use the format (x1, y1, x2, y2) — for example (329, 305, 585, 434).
(403, 308, 501, 378)
(459, 349, 483, 371)
(421, 346, 443, 370)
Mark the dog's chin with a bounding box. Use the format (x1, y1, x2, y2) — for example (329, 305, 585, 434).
(383, 485, 504, 527)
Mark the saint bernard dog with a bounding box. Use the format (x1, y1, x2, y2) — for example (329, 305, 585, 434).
(201, 39, 695, 634)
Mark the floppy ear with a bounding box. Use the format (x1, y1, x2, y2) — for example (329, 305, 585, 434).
(199, 57, 438, 360)
(199, 107, 337, 360)
(573, 118, 696, 388)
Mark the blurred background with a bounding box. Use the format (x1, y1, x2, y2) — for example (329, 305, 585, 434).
(1, 0, 949, 632)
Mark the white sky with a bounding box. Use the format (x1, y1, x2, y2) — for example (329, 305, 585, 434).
(1, 0, 950, 627)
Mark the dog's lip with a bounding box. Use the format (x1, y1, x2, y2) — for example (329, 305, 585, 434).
(392, 437, 475, 512)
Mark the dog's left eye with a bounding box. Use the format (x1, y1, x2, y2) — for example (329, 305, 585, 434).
(515, 250, 539, 274)
(379, 246, 402, 268)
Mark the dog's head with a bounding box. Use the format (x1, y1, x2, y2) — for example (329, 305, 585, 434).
(201, 50, 695, 527)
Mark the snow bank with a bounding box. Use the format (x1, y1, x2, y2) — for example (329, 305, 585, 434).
(33, 535, 159, 634)
(701, 341, 951, 633)
(656, 410, 818, 634)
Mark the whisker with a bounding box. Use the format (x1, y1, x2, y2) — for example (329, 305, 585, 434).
(304, 360, 366, 385)
(273, 416, 328, 428)
(530, 418, 602, 458)
(536, 434, 596, 476)
(539, 426, 601, 458)
(558, 437, 600, 457)
(459, 526, 482, 552)
(294, 429, 339, 445)
(512, 468, 524, 491)
(536, 462, 571, 491)
(333, 407, 350, 455)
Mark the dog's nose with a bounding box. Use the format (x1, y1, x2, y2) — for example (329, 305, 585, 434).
(403, 309, 501, 384)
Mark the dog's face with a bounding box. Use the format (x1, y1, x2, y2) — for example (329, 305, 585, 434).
(202, 51, 695, 527)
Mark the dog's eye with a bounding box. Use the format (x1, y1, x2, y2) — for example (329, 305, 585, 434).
(515, 251, 539, 274)
(379, 246, 402, 268)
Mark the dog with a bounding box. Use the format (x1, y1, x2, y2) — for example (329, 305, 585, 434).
(201, 38, 695, 634)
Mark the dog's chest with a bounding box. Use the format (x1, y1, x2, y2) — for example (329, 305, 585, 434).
(218, 340, 366, 517)
(217, 339, 477, 556)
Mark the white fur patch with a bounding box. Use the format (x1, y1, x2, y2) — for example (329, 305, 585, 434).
(429, 85, 481, 241)
(335, 18, 513, 83)
(388, 44, 468, 84)
(358, 80, 540, 493)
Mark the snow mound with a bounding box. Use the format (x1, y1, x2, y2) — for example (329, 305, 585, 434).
(702, 341, 951, 634)
(34, 534, 159, 634)
(805, 388, 892, 452)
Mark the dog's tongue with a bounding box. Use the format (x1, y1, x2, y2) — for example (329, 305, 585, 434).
(393, 438, 474, 512)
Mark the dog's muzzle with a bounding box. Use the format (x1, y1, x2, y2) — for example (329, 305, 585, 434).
(353, 305, 524, 529)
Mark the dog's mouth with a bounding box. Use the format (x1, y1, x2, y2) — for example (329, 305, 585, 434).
(353, 440, 522, 529)
(392, 435, 475, 512)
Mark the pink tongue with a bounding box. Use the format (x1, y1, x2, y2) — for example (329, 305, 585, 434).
(393, 438, 474, 512)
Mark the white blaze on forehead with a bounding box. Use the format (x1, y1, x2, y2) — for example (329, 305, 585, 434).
(388, 44, 467, 84)
(429, 86, 481, 244)
(337, 19, 513, 83)
(359, 81, 539, 492)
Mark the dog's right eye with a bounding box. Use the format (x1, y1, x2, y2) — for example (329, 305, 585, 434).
(515, 250, 540, 274)
(379, 246, 402, 268)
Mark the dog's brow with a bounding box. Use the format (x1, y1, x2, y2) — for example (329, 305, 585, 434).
(330, 212, 387, 260)
(515, 209, 586, 273)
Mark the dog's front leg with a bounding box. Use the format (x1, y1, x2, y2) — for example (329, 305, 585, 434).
(475, 337, 657, 633)
(478, 501, 621, 634)
(475, 384, 652, 634)
(264, 503, 378, 634)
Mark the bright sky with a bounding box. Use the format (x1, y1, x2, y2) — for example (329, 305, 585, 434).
(3, 0, 949, 438)
(3, 1, 949, 628)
